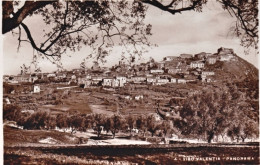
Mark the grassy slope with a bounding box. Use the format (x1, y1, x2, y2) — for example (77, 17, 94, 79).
(4, 125, 80, 146)
(206, 55, 258, 81)
(40, 92, 93, 115)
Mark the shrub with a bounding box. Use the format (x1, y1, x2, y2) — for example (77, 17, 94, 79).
(3, 104, 21, 122)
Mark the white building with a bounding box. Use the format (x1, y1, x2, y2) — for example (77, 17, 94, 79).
(78, 77, 86, 85)
(135, 95, 143, 100)
(168, 68, 179, 74)
(202, 71, 215, 76)
(56, 73, 67, 80)
(116, 76, 127, 87)
(4, 97, 11, 104)
(86, 74, 92, 79)
(206, 56, 217, 64)
(190, 61, 205, 69)
(112, 79, 120, 87)
(164, 56, 178, 61)
(156, 79, 169, 85)
(47, 73, 56, 78)
(19, 74, 32, 83)
(71, 75, 77, 80)
(177, 79, 186, 84)
(78, 78, 92, 87)
(84, 80, 92, 87)
(103, 78, 113, 87)
(170, 78, 177, 83)
(150, 69, 164, 74)
(131, 76, 146, 83)
(125, 96, 132, 100)
(33, 85, 40, 93)
(220, 54, 234, 61)
(146, 77, 157, 84)
(201, 75, 210, 82)
(92, 76, 103, 81)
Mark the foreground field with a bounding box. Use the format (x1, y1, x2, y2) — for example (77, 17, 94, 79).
(4, 124, 259, 164)
(5, 143, 259, 165)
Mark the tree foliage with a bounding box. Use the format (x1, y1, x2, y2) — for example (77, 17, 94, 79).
(3, 1, 152, 66)
(159, 120, 172, 137)
(178, 87, 258, 143)
(56, 113, 68, 130)
(23, 111, 52, 130)
(109, 114, 124, 138)
(3, 104, 21, 122)
(126, 114, 136, 136)
(3, 95, 258, 142)
(3, 83, 16, 94)
(141, 0, 258, 50)
(219, 0, 258, 49)
(136, 115, 147, 136)
(227, 103, 259, 142)
(92, 113, 105, 138)
(147, 115, 158, 137)
(2, 0, 258, 69)
(68, 114, 85, 133)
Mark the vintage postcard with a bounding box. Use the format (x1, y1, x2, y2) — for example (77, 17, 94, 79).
(2, 0, 259, 164)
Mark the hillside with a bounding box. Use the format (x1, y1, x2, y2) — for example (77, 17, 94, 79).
(205, 54, 258, 82)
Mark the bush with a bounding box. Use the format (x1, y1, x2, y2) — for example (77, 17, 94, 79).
(3, 83, 16, 94)
(3, 104, 21, 121)
(22, 111, 54, 130)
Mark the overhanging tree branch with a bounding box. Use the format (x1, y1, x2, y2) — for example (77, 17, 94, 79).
(140, 0, 204, 14)
(2, 1, 54, 34)
(20, 23, 56, 56)
(219, 0, 258, 49)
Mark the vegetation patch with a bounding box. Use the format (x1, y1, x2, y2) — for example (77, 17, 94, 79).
(4, 125, 80, 146)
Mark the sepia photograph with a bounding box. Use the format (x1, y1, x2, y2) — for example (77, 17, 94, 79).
(2, 0, 259, 164)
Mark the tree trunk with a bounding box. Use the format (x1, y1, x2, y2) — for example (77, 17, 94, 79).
(207, 132, 214, 143)
(241, 135, 247, 142)
(221, 134, 225, 142)
(97, 127, 101, 137)
(130, 128, 132, 136)
(112, 130, 115, 138)
(71, 127, 76, 134)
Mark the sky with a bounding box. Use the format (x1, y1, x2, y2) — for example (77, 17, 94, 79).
(2, 1, 259, 75)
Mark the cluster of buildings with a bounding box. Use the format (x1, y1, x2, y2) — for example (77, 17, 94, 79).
(3, 47, 237, 89)
(3, 71, 76, 84)
(77, 47, 236, 87)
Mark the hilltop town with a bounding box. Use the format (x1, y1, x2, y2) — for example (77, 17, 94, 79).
(4, 47, 238, 90)
(4, 47, 259, 115)
(4, 46, 258, 116)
